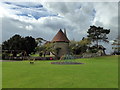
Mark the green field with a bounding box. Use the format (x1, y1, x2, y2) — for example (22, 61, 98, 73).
(30, 53, 54, 57)
(2, 55, 118, 88)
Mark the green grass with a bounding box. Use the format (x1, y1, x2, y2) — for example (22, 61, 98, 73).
(2, 55, 118, 88)
(30, 54, 54, 57)
(30, 53, 39, 57)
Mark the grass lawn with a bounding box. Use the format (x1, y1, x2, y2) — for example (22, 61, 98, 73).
(30, 53, 40, 57)
(2, 55, 118, 88)
(30, 54, 54, 57)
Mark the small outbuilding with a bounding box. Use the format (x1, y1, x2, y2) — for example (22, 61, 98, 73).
(51, 29, 69, 58)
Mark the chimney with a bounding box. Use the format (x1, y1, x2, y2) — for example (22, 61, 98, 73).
(64, 28, 66, 36)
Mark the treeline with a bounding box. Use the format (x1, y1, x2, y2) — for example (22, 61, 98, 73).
(2, 35, 37, 57)
(2, 25, 111, 59)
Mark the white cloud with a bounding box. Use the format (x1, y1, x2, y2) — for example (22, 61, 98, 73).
(93, 2, 118, 40)
(1, 1, 118, 54)
(18, 25, 23, 28)
(25, 25, 33, 30)
(93, 2, 118, 26)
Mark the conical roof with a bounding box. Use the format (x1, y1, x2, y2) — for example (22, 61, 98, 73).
(52, 29, 69, 43)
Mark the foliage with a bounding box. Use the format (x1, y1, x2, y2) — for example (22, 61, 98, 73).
(69, 38, 91, 55)
(44, 42, 53, 52)
(2, 35, 24, 50)
(79, 37, 91, 46)
(35, 37, 47, 56)
(44, 42, 59, 57)
(112, 37, 120, 54)
(89, 48, 98, 53)
(87, 25, 110, 47)
(35, 37, 46, 46)
(23, 36, 37, 55)
(69, 40, 80, 55)
(2, 34, 37, 56)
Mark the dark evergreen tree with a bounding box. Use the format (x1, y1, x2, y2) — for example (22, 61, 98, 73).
(87, 25, 110, 48)
(2, 34, 24, 50)
(2, 34, 37, 56)
(24, 36, 37, 55)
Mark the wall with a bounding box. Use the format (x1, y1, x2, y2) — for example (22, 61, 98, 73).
(53, 42, 69, 57)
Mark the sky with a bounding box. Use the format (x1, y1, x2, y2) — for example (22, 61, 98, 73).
(0, 0, 119, 54)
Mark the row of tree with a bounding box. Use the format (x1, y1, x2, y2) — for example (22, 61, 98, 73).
(2, 25, 112, 58)
(2, 35, 37, 57)
(35, 25, 110, 56)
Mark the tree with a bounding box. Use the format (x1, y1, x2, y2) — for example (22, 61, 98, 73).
(2, 34, 37, 56)
(79, 37, 91, 47)
(2, 35, 24, 50)
(69, 40, 80, 55)
(87, 25, 110, 48)
(69, 38, 91, 55)
(35, 37, 46, 46)
(2, 35, 25, 57)
(43, 42, 62, 59)
(112, 37, 120, 55)
(35, 37, 47, 56)
(23, 36, 37, 55)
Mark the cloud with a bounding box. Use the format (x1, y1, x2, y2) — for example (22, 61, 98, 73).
(25, 25, 33, 30)
(0, 1, 58, 20)
(93, 2, 118, 40)
(0, 1, 118, 54)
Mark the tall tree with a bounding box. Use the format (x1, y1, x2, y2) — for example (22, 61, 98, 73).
(112, 37, 120, 55)
(87, 25, 110, 48)
(24, 36, 37, 55)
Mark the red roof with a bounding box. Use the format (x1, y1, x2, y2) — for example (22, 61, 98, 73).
(52, 29, 69, 43)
